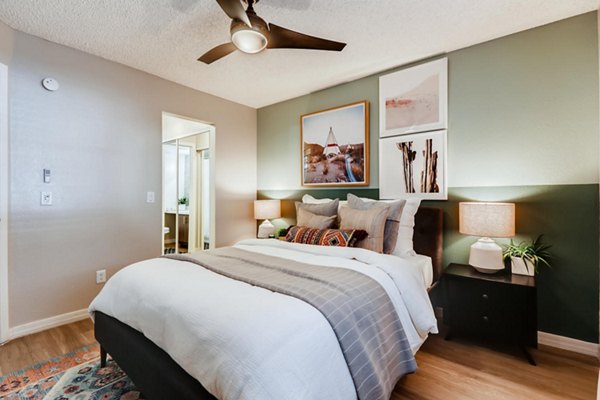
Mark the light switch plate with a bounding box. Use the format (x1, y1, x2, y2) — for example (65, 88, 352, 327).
(43, 169, 51, 183)
(146, 191, 155, 203)
(41, 191, 52, 206)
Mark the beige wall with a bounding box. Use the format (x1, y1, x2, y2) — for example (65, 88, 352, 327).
(5, 29, 256, 327)
(0, 20, 14, 65)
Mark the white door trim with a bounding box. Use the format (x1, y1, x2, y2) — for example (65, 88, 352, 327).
(0, 63, 9, 343)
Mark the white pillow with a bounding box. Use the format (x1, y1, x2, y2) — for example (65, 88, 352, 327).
(351, 196, 421, 256)
(302, 194, 331, 204)
(302, 194, 348, 209)
(394, 198, 421, 256)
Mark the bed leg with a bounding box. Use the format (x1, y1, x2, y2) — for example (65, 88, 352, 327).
(100, 346, 107, 368)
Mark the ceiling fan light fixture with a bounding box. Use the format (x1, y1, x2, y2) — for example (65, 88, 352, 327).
(231, 29, 268, 53)
(198, 0, 347, 64)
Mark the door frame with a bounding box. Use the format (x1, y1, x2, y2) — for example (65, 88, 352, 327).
(0, 62, 9, 343)
(161, 112, 215, 254)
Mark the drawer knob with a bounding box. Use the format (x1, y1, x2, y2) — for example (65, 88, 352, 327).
(482, 294, 489, 300)
(482, 315, 489, 322)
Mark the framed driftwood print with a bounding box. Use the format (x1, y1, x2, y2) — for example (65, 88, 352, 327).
(379, 58, 447, 137)
(301, 101, 369, 187)
(379, 130, 447, 200)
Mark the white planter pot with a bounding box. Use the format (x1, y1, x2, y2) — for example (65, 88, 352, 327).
(511, 256, 535, 276)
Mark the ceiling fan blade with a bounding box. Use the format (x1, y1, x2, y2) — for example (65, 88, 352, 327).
(198, 42, 238, 64)
(267, 23, 346, 51)
(216, 0, 251, 27)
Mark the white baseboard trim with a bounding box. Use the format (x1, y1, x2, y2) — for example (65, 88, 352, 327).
(8, 309, 89, 341)
(538, 331, 598, 357)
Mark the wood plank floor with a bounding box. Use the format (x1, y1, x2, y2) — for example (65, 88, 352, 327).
(0, 319, 597, 399)
(0, 319, 94, 375)
(395, 332, 598, 400)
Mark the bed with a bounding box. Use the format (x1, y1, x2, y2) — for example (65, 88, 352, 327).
(90, 206, 443, 400)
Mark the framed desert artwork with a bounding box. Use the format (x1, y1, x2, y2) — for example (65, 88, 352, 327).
(301, 101, 369, 187)
(379, 58, 448, 137)
(379, 130, 447, 200)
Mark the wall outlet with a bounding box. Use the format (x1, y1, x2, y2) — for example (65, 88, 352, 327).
(96, 269, 107, 284)
(146, 191, 155, 203)
(41, 191, 52, 206)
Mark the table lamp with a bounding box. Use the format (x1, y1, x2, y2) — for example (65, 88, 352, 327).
(459, 202, 515, 274)
(254, 199, 281, 238)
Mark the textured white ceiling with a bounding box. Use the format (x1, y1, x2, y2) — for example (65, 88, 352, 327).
(0, 0, 597, 108)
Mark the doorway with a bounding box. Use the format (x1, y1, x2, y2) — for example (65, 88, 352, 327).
(0, 62, 8, 343)
(162, 113, 215, 255)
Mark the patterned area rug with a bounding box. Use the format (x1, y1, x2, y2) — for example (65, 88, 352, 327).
(0, 345, 143, 399)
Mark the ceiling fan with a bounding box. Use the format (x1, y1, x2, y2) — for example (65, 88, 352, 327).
(198, 0, 346, 64)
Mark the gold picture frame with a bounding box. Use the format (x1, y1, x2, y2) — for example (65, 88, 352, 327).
(300, 101, 369, 187)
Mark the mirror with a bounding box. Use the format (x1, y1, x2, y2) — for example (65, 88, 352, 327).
(163, 140, 177, 253)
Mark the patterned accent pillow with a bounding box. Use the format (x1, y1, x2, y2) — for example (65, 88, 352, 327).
(285, 226, 368, 247)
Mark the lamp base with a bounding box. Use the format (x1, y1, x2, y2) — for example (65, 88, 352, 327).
(257, 219, 275, 239)
(469, 237, 504, 274)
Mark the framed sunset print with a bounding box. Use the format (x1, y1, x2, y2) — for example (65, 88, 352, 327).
(379, 58, 448, 137)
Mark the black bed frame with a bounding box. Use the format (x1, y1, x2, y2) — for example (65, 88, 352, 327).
(95, 207, 444, 400)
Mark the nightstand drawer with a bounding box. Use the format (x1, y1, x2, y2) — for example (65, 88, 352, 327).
(446, 280, 502, 333)
(447, 278, 507, 307)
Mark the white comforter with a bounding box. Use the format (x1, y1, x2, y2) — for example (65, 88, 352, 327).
(89, 239, 438, 400)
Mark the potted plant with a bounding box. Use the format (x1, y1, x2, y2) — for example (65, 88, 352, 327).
(178, 197, 189, 212)
(503, 235, 551, 276)
(277, 228, 289, 240)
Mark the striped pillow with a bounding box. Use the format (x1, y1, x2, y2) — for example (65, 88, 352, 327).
(347, 194, 406, 254)
(285, 226, 367, 247)
(339, 205, 390, 253)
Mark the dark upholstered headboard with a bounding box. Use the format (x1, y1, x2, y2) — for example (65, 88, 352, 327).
(413, 207, 443, 284)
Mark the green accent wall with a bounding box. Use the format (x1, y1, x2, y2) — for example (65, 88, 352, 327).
(257, 13, 600, 343)
(258, 13, 599, 190)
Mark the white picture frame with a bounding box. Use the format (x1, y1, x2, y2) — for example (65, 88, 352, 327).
(379, 130, 447, 200)
(379, 58, 448, 137)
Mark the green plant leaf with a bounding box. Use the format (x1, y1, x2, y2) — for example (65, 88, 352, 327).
(503, 234, 552, 272)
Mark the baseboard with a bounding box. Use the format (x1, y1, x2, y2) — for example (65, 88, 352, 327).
(8, 308, 89, 341)
(538, 331, 598, 357)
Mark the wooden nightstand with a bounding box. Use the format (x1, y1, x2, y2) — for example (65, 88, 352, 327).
(442, 263, 537, 365)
